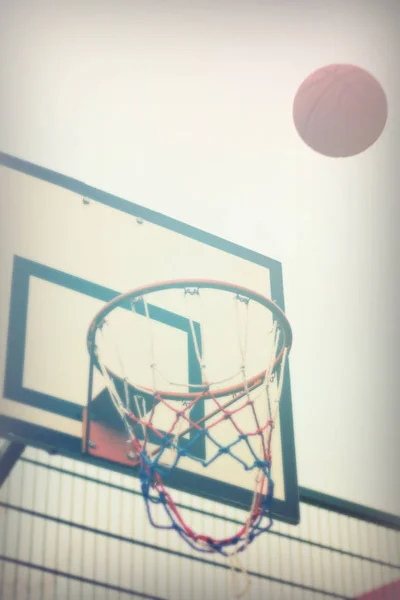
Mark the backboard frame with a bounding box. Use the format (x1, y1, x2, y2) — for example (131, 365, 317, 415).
(0, 151, 299, 525)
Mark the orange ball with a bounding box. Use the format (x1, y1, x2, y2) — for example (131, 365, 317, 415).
(293, 64, 388, 158)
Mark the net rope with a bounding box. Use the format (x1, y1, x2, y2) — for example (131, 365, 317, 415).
(94, 287, 288, 558)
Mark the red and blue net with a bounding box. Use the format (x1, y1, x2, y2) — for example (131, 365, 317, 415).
(87, 281, 291, 556)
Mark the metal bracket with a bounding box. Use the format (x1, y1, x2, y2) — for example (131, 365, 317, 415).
(0, 440, 25, 488)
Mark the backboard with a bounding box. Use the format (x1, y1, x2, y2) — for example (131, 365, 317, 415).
(0, 152, 299, 525)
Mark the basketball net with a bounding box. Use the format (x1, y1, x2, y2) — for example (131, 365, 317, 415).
(88, 281, 291, 595)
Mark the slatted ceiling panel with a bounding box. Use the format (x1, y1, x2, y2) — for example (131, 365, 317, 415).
(0, 446, 399, 600)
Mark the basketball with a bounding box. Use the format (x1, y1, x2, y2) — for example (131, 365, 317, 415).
(292, 64, 388, 158)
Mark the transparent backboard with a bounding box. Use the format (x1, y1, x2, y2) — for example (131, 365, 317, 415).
(0, 152, 299, 524)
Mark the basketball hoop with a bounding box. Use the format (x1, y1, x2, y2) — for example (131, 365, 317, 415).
(85, 280, 292, 557)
